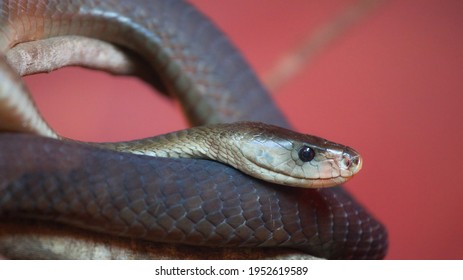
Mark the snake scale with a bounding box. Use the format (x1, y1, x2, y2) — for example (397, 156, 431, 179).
(0, 0, 388, 259)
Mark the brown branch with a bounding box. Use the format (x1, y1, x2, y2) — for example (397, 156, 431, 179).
(263, 0, 385, 93)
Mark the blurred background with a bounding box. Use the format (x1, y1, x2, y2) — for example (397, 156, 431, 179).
(23, 0, 463, 259)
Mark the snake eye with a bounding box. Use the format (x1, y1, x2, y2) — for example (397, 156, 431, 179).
(298, 145, 315, 162)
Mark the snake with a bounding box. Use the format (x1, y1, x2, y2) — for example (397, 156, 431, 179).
(0, 0, 388, 259)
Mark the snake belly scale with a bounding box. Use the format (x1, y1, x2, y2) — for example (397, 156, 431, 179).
(0, 0, 388, 259)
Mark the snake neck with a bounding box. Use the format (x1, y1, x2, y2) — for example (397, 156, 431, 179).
(93, 124, 241, 166)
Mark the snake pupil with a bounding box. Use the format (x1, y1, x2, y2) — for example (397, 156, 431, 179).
(298, 145, 315, 162)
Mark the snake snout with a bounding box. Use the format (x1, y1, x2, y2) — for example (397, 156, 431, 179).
(340, 146, 363, 176)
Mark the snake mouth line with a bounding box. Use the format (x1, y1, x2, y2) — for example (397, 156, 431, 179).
(241, 154, 348, 188)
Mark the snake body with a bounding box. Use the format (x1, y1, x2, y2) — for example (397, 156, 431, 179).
(0, 0, 388, 259)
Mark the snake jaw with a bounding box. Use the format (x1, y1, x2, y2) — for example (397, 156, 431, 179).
(238, 155, 352, 188)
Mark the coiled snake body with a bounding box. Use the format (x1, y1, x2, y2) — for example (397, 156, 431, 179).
(0, 0, 387, 259)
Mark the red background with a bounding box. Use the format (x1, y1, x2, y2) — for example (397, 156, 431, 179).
(23, 0, 463, 259)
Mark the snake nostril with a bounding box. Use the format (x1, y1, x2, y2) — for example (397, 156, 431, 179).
(344, 157, 352, 168)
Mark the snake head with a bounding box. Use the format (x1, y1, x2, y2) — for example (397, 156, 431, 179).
(230, 122, 363, 188)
